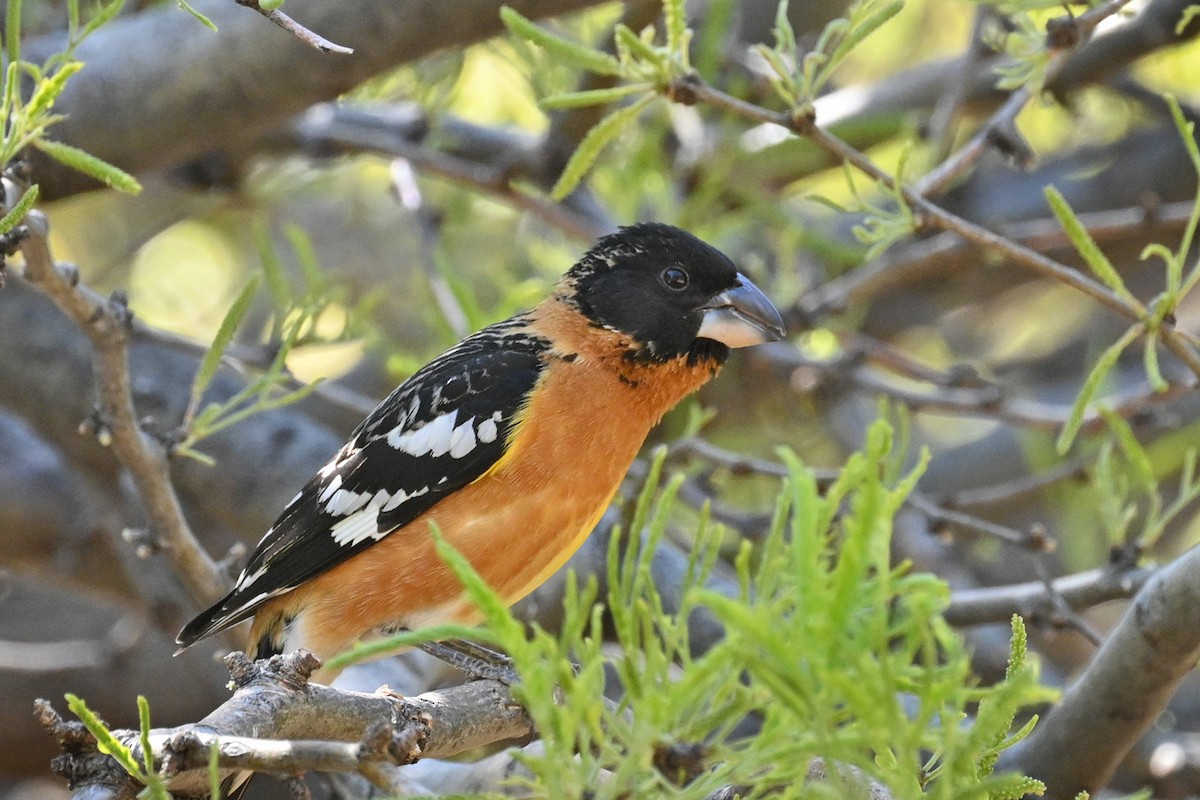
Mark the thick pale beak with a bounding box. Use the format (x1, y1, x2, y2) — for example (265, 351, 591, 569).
(696, 274, 786, 348)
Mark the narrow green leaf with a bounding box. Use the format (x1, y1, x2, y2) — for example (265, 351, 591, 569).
(539, 83, 653, 110)
(500, 6, 620, 76)
(177, 0, 217, 32)
(1056, 323, 1142, 453)
(78, 0, 127, 44)
(1045, 186, 1139, 308)
(662, 0, 691, 70)
(0, 62, 13, 134)
(284, 224, 323, 294)
(190, 275, 261, 410)
(1143, 334, 1167, 393)
(326, 622, 492, 669)
(772, 0, 797, 55)
(26, 62, 84, 121)
(0, 183, 37, 236)
(67, 0, 80, 39)
(65, 694, 144, 778)
(34, 139, 142, 194)
(208, 741, 222, 800)
(1100, 408, 1156, 494)
(137, 696, 155, 775)
(665, 0, 687, 52)
(550, 93, 653, 200)
(614, 23, 663, 67)
(254, 222, 291, 317)
(1178, 5, 1200, 34)
(1166, 96, 1200, 291)
(259, 0, 285, 10)
(1005, 615, 1027, 678)
(430, 524, 525, 640)
(1167, 95, 1200, 172)
(6, 0, 22, 65)
(822, 0, 903, 88)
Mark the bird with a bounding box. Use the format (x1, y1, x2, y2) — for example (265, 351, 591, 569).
(176, 222, 785, 682)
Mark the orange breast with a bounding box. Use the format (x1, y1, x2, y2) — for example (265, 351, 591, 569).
(255, 300, 721, 661)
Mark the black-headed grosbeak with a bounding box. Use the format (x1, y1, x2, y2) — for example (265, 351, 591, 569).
(176, 223, 784, 679)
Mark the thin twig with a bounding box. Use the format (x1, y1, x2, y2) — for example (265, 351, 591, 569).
(17, 209, 226, 607)
(233, 0, 353, 54)
(906, 491, 1053, 551)
(292, 105, 607, 241)
(1030, 552, 1106, 645)
(673, 74, 1200, 383)
(800, 199, 1198, 319)
(949, 458, 1090, 507)
(943, 564, 1154, 626)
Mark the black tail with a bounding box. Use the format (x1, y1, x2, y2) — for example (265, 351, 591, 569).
(174, 591, 256, 654)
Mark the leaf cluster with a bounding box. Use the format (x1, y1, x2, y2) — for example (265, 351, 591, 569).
(1052, 97, 1200, 453)
(0, 0, 140, 233)
(173, 224, 354, 463)
(342, 422, 1050, 798)
(753, 0, 903, 113)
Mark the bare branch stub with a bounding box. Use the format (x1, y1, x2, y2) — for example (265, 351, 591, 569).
(232, 0, 354, 55)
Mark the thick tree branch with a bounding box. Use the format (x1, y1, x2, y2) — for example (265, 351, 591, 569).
(38, 651, 532, 800)
(1001, 544, 1200, 797)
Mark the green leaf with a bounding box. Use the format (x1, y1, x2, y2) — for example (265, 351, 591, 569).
(663, 0, 690, 69)
(1056, 323, 1142, 453)
(819, 0, 903, 93)
(177, 0, 217, 32)
(1178, 5, 1200, 34)
(259, 0, 285, 10)
(137, 696, 155, 775)
(1100, 408, 1156, 495)
(284, 224, 324, 294)
(539, 82, 653, 110)
(65, 694, 144, 779)
(34, 139, 142, 194)
(1143, 334, 1168, 393)
(6, 0, 22, 65)
(189, 276, 262, 412)
(500, 6, 620, 76)
(76, 0, 126, 46)
(0, 183, 37, 236)
(614, 22, 665, 73)
(1045, 186, 1139, 308)
(550, 93, 654, 200)
(254, 222, 292, 318)
(326, 622, 492, 669)
(26, 62, 83, 120)
(208, 741, 222, 800)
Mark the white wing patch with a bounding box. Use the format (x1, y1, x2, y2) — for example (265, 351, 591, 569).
(329, 485, 431, 546)
(386, 410, 494, 460)
(477, 411, 501, 444)
(330, 504, 386, 547)
(325, 487, 372, 516)
(319, 474, 343, 503)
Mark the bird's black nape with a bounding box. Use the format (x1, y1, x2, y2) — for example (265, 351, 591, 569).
(566, 223, 744, 362)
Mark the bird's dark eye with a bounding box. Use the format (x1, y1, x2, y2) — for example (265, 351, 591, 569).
(661, 267, 689, 290)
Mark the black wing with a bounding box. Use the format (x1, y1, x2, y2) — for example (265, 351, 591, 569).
(177, 318, 549, 646)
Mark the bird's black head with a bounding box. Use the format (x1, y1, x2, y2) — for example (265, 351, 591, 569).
(564, 223, 785, 363)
